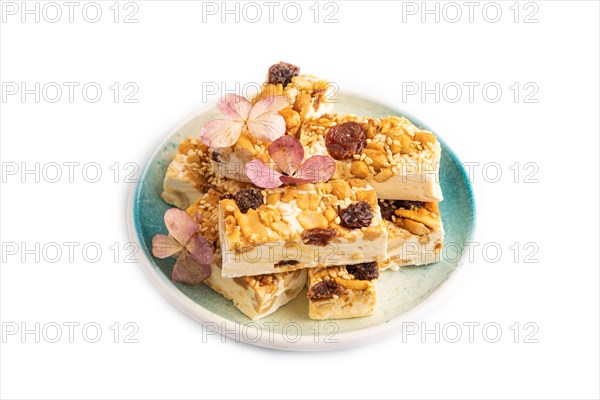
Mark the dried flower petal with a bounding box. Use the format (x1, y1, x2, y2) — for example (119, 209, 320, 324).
(185, 235, 215, 265)
(279, 175, 314, 185)
(199, 119, 244, 148)
(244, 159, 283, 189)
(293, 155, 336, 183)
(217, 94, 252, 120)
(200, 95, 288, 147)
(249, 95, 289, 119)
(164, 208, 199, 246)
(152, 208, 215, 286)
(268, 136, 304, 176)
(247, 114, 286, 142)
(152, 234, 182, 259)
(246, 96, 288, 142)
(172, 251, 211, 285)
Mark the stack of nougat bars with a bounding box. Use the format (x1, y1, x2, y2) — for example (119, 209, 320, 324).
(161, 62, 444, 320)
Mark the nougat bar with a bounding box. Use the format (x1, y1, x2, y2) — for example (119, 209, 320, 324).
(299, 114, 443, 202)
(218, 179, 388, 277)
(378, 200, 444, 270)
(186, 188, 306, 320)
(307, 263, 378, 320)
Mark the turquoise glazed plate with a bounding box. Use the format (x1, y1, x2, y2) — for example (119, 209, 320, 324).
(128, 93, 475, 351)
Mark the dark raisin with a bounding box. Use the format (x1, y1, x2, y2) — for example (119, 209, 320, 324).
(346, 261, 379, 281)
(268, 62, 300, 86)
(378, 200, 396, 221)
(219, 193, 234, 200)
(233, 189, 263, 213)
(325, 122, 367, 160)
(302, 228, 337, 246)
(210, 151, 221, 163)
(378, 200, 424, 221)
(199, 184, 215, 193)
(307, 280, 345, 301)
(339, 201, 373, 229)
(396, 200, 425, 210)
(275, 259, 299, 267)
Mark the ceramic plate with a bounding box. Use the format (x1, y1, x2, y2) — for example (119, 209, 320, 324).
(128, 93, 476, 351)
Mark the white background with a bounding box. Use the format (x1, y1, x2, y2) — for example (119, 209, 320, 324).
(1, 1, 599, 399)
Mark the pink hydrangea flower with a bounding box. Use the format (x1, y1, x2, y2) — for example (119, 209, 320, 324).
(152, 208, 215, 285)
(200, 94, 289, 148)
(244, 135, 336, 189)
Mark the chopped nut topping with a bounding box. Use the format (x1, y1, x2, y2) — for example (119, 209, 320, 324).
(297, 210, 328, 230)
(350, 160, 369, 178)
(397, 218, 430, 236)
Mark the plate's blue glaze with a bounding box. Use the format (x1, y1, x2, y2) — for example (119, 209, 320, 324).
(129, 93, 475, 350)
